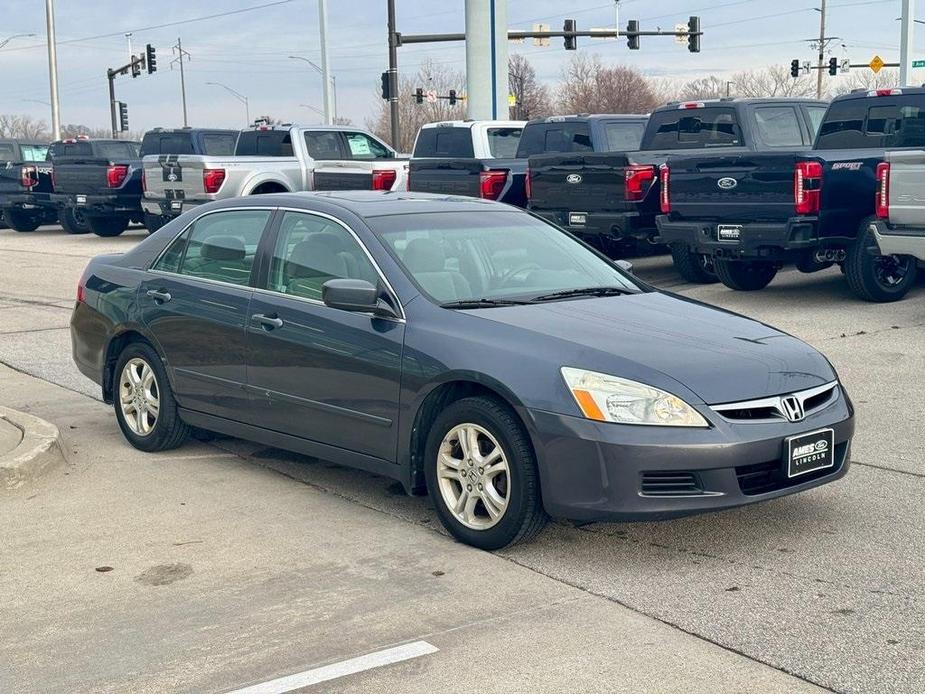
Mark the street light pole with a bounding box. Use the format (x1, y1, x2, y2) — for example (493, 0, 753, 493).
(44, 0, 61, 140)
(0, 33, 36, 50)
(900, 0, 916, 85)
(387, 0, 400, 148)
(816, 0, 827, 99)
(289, 56, 337, 121)
(317, 0, 333, 124)
(206, 82, 250, 125)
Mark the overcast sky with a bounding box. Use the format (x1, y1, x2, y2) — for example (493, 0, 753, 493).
(0, 0, 914, 132)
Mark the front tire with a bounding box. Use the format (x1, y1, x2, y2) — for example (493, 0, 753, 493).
(714, 259, 777, 291)
(844, 226, 917, 302)
(4, 208, 40, 232)
(113, 342, 189, 452)
(424, 396, 546, 550)
(87, 215, 128, 237)
(670, 244, 718, 283)
(60, 207, 90, 234)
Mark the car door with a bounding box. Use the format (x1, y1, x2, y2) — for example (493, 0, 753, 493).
(140, 207, 275, 420)
(245, 209, 404, 462)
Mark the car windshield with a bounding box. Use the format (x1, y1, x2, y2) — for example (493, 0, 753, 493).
(370, 210, 642, 306)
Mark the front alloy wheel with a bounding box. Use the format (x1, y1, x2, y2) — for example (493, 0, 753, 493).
(119, 358, 160, 436)
(437, 424, 510, 530)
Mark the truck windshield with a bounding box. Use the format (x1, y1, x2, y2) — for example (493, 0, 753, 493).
(95, 142, 139, 160)
(815, 98, 925, 149)
(486, 128, 522, 157)
(643, 108, 741, 149)
(371, 210, 640, 305)
(602, 121, 646, 151)
(516, 121, 593, 157)
(19, 144, 48, 162)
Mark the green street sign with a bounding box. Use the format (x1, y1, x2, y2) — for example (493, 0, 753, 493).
(913, 60, 925, 68)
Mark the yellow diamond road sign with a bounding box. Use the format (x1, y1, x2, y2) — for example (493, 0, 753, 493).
(870, 55, 885, 73)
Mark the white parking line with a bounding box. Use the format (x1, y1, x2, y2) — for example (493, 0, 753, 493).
(226, 641, 439, 693)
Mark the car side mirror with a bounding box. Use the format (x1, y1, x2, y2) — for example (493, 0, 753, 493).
(616, 259, 634, 275)
(322, 279, 400, 319)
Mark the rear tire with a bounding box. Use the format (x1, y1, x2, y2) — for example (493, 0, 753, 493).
(714, 259, 777, 291)
(670, 244, 718, 283)
(4, 208, 40, 232)
(844, 226, 917, 302)
(143, 212, 167, 233)
(87, 215, 129, 237)
(424, 396, 547, 550)
(60, 207, 90, 234)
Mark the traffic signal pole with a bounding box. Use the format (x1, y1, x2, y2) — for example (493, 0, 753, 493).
(816, 0, 827, 99)
(107, 70, 118, 138)
(387, 0, 400, 148)
(900, 0, 915, 86)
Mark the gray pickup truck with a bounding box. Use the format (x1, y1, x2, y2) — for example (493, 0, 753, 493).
(869, 149, 925, 291)
(142, 124, 408, 224)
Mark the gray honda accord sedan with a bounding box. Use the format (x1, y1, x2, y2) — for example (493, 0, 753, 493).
(71, 192, 854, 549)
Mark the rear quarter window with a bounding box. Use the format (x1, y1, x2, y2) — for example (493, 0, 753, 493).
(642, 108, 741, 149)
(413, 127, 475, 158)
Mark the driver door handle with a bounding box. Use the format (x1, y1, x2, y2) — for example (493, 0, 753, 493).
(253, 313, 284, 330)
(146, 289, 172, 303)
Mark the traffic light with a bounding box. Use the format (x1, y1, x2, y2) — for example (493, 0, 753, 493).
(415, 88, 423, 104)
(131, 57, 141, 78)
(687, 16, 701, 53)
(563, 18, 577, 51)
(381, 71, 391, 100)
(146, 44, 157, 74)
(828, 57, 838, 76)
(626, 20, 640, 50)
(791, 59, 800, 78)
(448, 89, 457, 105)
(118, 102, 129, 132)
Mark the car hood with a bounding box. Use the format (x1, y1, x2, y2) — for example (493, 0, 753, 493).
(471, 291, 835, 405)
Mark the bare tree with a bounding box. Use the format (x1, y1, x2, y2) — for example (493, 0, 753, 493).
(556, 54, 658, 114)
(731, 66, 816, 98)
(367, 58, 466, 152)
(678, 76, 728, 101)
(333, 116, 354, 126)
(830, 68, 899, 95)
(508, 53, 552, 120)
(0, 114, 50, 140)
(59, 124, 116, 139)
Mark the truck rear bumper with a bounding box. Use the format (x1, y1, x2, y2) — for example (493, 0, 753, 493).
(656, 215, 820, 260)
(870, 220, 925, 262)
(0, 192, 55, 210)
(141, 198, 204, 218)
(51, 193, 141, 216)
(530, 208, 655, 242)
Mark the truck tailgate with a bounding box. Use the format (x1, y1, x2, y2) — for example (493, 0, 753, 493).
(528, 152, 630, 212)
(51, 158, 112, 194)
(408, 159, 483, 197)
(313, 160, 407, 192)
(143, 155, 211, 201)
(885, 149, 925, 227)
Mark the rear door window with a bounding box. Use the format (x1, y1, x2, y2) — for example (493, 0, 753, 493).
(643, 108, 741, 149)
(236, 130, 294, 157)
(753, 106, 805, 147)
(413, 127, 475, 158)
(485, 127, 522, 157)
(815, 98, 925, 149)
(200, 132, 237, 155)
(304, 131, 346, 160)
(342, 132, 392, 160)
(601, 121, 646, 152)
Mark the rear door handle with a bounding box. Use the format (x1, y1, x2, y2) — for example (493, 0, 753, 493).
(253, 313, 284, 330)
(146, 289, 172, 303)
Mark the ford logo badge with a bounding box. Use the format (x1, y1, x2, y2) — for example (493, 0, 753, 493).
(717, 177, 738, 190)
(566, 174, 582, 184)
(167, 172, 178, 182)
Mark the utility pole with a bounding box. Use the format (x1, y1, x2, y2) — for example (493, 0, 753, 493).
(816, 0, 827, 98)
(172, 38, 191, 127)
(387, 0, 400, 148)
(900, 0, 915, 85)
(44, 0, 61, 140)
(318, 0, 333, 124)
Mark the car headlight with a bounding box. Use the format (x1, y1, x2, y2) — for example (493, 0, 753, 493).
(561, 367, 708, 427)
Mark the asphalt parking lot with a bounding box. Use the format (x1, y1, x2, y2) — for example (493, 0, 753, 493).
(1, 225, 923, 693)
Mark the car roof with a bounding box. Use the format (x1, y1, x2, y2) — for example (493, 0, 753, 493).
(524, 114, 648, 126)
(831, 86, 925, 102)
(655, 97, 828, 112)
(145, 127, 237, 134)
(422, 120, 526, 129)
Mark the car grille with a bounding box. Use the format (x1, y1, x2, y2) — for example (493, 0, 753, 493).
(640, 471, 703, 496)
(735, 441, 848, 495)
(711, 382, 839, 424)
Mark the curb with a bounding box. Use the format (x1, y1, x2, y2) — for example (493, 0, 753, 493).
(0, 406, 64, 490)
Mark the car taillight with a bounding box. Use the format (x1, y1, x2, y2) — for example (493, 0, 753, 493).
(624, 164, 655, 202)
(659, 165, 671, 214)
(20, 165, 38, 188)
(106, 164, 129, 188)
(371, 169, 397, 191)
(875, 161, 890, 219)
(203, 168, 226, 194)
(869, 88, 903, 97)
(525, 166, 532, 200)
(479, 169, 507, 200)
(794, 160, 823, 215)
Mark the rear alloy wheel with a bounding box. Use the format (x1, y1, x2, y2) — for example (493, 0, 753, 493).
(670, 244, 718, 283)
(714, 259, 777, 291)
(4, 208, 40, 232)
(87, 215, 129, 237)
(844, 226, 917, 302)
(113, 343, 189, 452)
(60, 206, 90, 234)
(425, 397, 546, 550)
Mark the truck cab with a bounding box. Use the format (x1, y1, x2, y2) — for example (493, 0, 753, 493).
(0, 139, 57, 232)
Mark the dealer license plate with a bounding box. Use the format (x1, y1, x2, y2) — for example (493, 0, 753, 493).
(786, 428, 835, 478)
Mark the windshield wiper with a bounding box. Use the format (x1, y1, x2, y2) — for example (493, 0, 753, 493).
(440, 298, 532, 309)
(531, 286, 632, 302)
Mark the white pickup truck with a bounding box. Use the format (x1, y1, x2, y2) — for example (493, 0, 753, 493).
(870, 149, 925, 281)
(141, 124, 407, 228)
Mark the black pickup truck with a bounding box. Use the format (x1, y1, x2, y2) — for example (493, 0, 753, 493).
(657, 88, 925, 301)
(0, 139, 63, 232)
(528, 100, 826, 266)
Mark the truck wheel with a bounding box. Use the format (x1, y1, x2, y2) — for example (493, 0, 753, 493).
(714, 259, 777, 291)
(60, 207, 90, 234)
(844, 227, 917, 302)
(4, 208, 40, 232)
(670, 244, 718, 283)
(87, 215, 129, 237)
(143, 212, 167, 233)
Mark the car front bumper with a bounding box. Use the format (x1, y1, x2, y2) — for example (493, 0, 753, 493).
(870, 219, 925, 261)
(527, 388, 854, 522)
(656, 215, 821, 260)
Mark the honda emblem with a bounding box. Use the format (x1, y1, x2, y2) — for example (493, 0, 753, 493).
(780, 396, 805, 422)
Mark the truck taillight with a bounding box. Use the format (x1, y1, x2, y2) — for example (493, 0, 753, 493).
(479, 169, 507, 200)
(525, 166, 532, 200)
(20, 165, 38, 188)
(794, 161, 822, 215)
(624, 164, 655, 202)
(659, 165, 670, 214)
(371, 169, 397, 191)
(875, 161, 890, 219)
(106, 164, 129, 188)
(203, 168, 226, 194)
